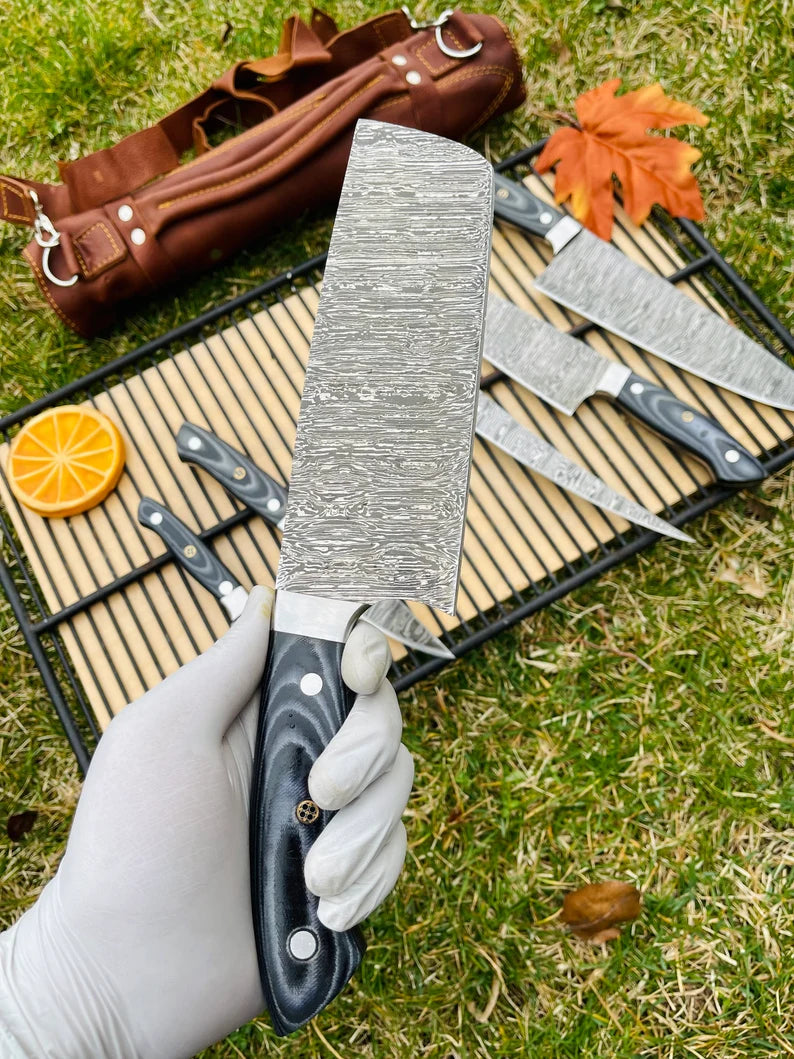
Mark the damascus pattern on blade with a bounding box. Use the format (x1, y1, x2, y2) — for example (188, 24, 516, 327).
(485, 293, 630, 414)
(534, 228, 794, 410)
(475, 394, 693, 542)
(277, 121, 493, 614)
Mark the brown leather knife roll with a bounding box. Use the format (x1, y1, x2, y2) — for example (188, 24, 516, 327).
(0, 8, 525, 336)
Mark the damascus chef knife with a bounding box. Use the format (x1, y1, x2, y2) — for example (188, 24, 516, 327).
(175, 422, 453, 659)
(493, 172, 794, 409)
(476, 393, 693, 542)
(137, 497, 249, 620)
(485, 293, 764, 486)
(249, 120, 492, 1034)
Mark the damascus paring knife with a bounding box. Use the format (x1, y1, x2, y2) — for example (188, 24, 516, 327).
(249, 120, 493, 1033)
(137, 497, 249, 620)
(476, 393, 694, 542)
(175, 422, 453, 660)
(492, 172, 794, 410)
(485, 293, 764, 486)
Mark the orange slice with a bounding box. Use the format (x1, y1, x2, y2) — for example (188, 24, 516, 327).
(6, 405, 125, 518)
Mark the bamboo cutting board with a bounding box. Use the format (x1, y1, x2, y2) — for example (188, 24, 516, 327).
(2, 174, 793, 730)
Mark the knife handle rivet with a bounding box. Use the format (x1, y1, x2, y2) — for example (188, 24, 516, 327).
(149, 511, 163, 526)
(187, 436, 202, 451)
(392, 54, 408, 66)
(183, 544, 197, 559)
(233, 466, 246, 480)
(496, 188, 509, 199)
(287, 927, 318, 959)
(300, 672, 324, 696)
(629, 382, 644, 395)
(539, 211, 554, 225)
(296, 800, 320, 825)
(267, 497, 282, 512)
(406, 70, 422, 85)
(725, 449, 740, 464)
(218, 579, 233, 595)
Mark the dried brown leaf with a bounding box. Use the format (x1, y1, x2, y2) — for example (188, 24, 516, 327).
(561, 880, 641, 941)
(7, 810, 38, 840)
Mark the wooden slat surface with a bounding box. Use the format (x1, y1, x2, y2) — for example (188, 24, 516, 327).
(2, 174, 792, 729)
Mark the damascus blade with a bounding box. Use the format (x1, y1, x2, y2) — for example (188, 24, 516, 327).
(476, 393, 693, 542)
(277, 120, 492, 612)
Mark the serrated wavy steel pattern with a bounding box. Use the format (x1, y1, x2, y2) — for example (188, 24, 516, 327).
(534, 228, 794, 410)
(276, 121, 493, 613)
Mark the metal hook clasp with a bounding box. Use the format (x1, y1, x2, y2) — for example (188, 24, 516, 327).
(29, 189, 79, 287)
(400, 6, 450, 30)
(434, 10, 483, 58)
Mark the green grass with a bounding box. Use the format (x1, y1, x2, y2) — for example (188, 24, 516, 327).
(2, 1, 794, 1056)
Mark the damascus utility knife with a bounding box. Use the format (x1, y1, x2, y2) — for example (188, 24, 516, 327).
(175, 422, 453, 659)
(493, 172, 794, 409)
(248, 120, 493, 1033)
(485, 293, 764, 486)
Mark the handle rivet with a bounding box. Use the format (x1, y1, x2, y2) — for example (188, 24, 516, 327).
(539, 211, 553, 225)
(681, 411, 695, 422)
(288, 928, 318, 960)
(406, 70, 422, 85)
(630, 382, 644, 395)
(183, 544, 197, 558)
(149, 511, 163, 526)
(496, 188, 509, 199)
(233, 466, 246, 480)
(117, 204, 133, 222)
(725, 449, 740, 463)
(130, 227, 146, 245)
(187, 436, 202, 451)
(300, 672, 323, 695)
(267, 497, 282, 512)
(296, 800, 320, 825)
(218, 580, 233, 595)
(391, 54, 408, 66)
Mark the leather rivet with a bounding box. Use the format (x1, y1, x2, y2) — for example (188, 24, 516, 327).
(117, 204, 133, 222)
(406, 70, 422, 85)
(130, 227, 146, 245)
(392, 54, 408, 66)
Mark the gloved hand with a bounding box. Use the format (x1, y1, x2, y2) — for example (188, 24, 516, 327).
(0, 587, 413, 1059)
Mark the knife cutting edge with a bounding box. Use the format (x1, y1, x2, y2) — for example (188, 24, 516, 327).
(485, 293, 764, 487)
(493, 171, 794, 410)
(247, 120, 493, 1033)
(476, 393, 694, 543)
(175, 422, 454, 660)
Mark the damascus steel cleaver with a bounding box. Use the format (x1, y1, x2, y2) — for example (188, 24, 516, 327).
(249, 120, 493, 1034)
(493, 173, 794, 410)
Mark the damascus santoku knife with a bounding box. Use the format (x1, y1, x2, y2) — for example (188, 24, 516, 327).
(175, 422, 453, 659)
(485, 293, 764, 486)
(248, 120, 492, 1034)
(493, 172, 794, 409)
(476, 393, 693, 542)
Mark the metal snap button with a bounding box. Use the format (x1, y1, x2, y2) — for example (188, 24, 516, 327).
(406, 70, 422, 85)
(130, 228, 146, 245)
(117, 204, 133, 222)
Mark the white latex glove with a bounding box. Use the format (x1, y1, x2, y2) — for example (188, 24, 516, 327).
(0, 587, 413, 1059)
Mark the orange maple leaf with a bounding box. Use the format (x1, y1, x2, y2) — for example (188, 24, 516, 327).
(536, 79, 709, 240)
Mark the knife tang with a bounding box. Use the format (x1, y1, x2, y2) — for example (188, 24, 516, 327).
(493, 173, 580, 251)
(612, 373, 764, 485)
(250, 591, 367, 1036)
(138, 497, 240, 598)
(176, 423, 288, 527)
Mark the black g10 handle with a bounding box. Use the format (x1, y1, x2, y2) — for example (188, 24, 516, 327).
(250, 591, 366, 1035)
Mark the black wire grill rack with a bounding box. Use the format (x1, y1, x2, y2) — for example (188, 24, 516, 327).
(2, 143, 793, 773)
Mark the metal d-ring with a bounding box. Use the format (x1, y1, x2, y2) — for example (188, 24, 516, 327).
(41, 243, 79, 287)
(435, 9, 483, 58)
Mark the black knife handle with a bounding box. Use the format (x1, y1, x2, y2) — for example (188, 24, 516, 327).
(493, 172, 565, 239)
(614, 373, 765, 486)
(138, 497, 240, 596)
(176, 423, 289, 526)
(250, 595, 366, 1035)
